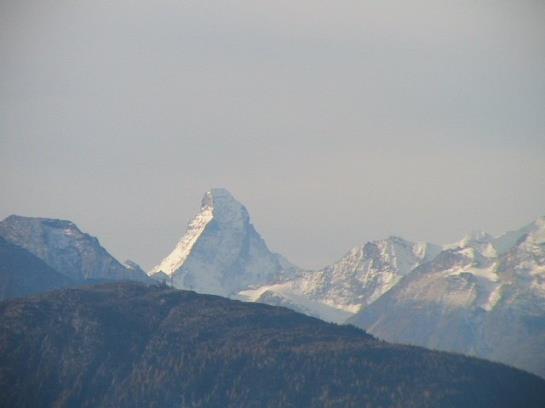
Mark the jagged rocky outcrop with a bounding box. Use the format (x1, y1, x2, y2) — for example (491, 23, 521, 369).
(1, 282, 544, 408)
(124, 259, 147, 276)
(240, 237, 440, 322)
(0, 215, 150, 284)
(150, 188, 300, 296)
(348, 217, 545, 378)
(150, 189, 439, 322)
(2, 191, 545, 379)
(150, 189, 545, 377)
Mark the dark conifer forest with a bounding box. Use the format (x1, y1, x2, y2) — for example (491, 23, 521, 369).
(1, 282, 544, 408)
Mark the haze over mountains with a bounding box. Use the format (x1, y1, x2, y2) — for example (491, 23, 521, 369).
(348, 217, 545, 378)
(0, 215, 150, 300)
(1, 188, 544, 379)
(149, 189, 545, 378)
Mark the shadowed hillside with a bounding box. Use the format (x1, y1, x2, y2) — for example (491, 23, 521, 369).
(0, 236, 74, 300)
(1, 282, 544, 408)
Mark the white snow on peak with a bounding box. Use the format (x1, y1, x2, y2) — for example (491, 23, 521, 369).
(150, 188, 300, 296)
(150, 188, 252, 277)
(460, 231, 493, 246)
(150, 198, 214, 276)
(444, 216, 545, 259)
(239, 236, 440, 322)
(445, 231, 495, 255)
(493, 216, 545, 255)
(150, 189, 545, 330)
(237, 283, 353, 323)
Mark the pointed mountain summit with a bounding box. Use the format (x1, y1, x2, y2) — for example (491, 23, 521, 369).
(150, 189, 300, 296)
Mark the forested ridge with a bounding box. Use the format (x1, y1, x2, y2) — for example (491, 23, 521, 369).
(1, 282, 544, 407)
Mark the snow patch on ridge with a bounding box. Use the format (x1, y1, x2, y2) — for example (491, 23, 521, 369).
(151, 205, 214, 276)
(237, 283, 353, 323)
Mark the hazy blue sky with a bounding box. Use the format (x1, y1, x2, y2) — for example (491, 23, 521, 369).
(2, 0, 544, 269)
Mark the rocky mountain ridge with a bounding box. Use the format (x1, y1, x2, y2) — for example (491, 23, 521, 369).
(348, 216, 545, 377)
(1, 189, 544, 377)
(0, 215, 150, 290)
(149, 189, 545, 377)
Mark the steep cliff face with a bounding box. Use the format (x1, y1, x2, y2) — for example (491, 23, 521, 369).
(150, 189, 300, 296)
(0, 215, 150, 283)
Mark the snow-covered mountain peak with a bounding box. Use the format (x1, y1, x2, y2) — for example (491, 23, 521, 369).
(384, 235, 412, 245)
(359, 236, 440, 274)
(3, 214, 76, 231)
(244, 236, 443, 322)
(492, 216, 545, 256)
(201, 188, 250, 226)
(0, 215, 149, 282)
(151, 204, 214, 277)
(201, 188, 249, 223)
(0, 215, 91, 254)
(151, 189, 252, 277)
(150, 189, 301, 296)
(348, 216, 545, 378)
(442, 230, 497, 259)
(459, 231, 494, 246)
(202, 188, 238, 206)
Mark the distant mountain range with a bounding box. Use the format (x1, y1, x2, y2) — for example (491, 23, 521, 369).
(1, 281, 544, 407)
(1, 188, 544, 378)
(149, 189, 545, 378)
(347, 217, 545, 379)
(0, 215, 150, 300)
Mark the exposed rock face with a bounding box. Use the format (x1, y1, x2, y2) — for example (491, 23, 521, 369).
(150, 189, 545, 377)
(150, 189, 300, 296)
(124, 259, 147, 276)
(151, 189, 438, 322)
(0, 215, 150, 283)
(305, 238, 440, 307)
(240, 237, 439, 322)
(348, 217, 545, 378)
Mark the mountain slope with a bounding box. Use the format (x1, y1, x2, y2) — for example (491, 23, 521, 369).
(0, 236, 74, 300)
(150, 189, 300, 296)
(151, 189, 440, 322)
(1, 281, 544, 408)
(240, 237, 439, 322)
(0, 215, 150, 283)
(348, 216, 545, 378)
